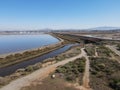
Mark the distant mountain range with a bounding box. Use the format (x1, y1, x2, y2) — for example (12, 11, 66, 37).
(0, 26, 120, 31)
(89, 26, 120, 30)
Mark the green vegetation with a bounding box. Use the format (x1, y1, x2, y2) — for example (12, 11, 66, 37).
(90, 57, 120, 90)
(117, 44, 120, 50)
(85, 45, 95, 56)
(97, 45, 113, 57)
(109, 72, 120, 90)
(55, 47, 81, 62)
(55, 57, 86, 84)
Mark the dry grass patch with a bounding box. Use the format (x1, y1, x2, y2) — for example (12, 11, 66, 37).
(21, 76, 79, 90)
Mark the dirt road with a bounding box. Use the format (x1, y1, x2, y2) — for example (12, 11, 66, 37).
(0, 48, 85, 90)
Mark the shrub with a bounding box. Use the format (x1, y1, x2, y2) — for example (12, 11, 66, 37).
(55, 58, 86, 82)
(66, 74, 76, 81)
(32, 64, 41, 70)
(25, 66, 34, 72)
(90, 57, 120, 90)
(117, 44, 120, 50)
(109, 79, 120, 90)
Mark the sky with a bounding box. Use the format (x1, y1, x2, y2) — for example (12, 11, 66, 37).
(0, 0, 120, 30)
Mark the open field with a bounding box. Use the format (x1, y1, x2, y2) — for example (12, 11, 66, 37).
(22, 76, 79, 90)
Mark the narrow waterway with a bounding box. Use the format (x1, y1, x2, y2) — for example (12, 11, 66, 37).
(0, 44, 74, 77)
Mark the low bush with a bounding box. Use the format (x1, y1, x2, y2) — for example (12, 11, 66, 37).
(90, 57, 120, 90)
(25, 66, 34, 72)
(117, 44, 120, 50)
(85, 45, 95, 56)
(55, 57, 86, 83)
(97, 46, 113, 57)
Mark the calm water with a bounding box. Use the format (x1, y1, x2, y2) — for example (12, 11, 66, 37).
(0, 44, 74, 76)
(0, 34, 59, 54)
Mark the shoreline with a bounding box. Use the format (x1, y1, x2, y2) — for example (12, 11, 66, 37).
(0, 34, 66, 68)
(0, 34, 64, 58)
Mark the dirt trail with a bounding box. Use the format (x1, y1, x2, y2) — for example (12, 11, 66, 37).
(82, 55, 90, 88)
(95, 47, 98, 57)
(70, 49, 92, 90)
(0, 48, 85, 90)
(79, 49, 92, 90)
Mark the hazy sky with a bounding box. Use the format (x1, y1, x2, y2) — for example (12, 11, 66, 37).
(0, 0, 120, 30)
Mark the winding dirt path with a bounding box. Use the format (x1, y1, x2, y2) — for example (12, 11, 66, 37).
(79, 49, 92, 90)
(73, 49, 92, 90)
(82, 55, 90, 88)
(0, 48, 85, 90)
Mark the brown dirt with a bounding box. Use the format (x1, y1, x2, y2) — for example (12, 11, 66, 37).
(21, 77, 79, 90)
